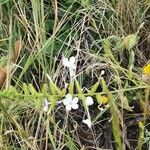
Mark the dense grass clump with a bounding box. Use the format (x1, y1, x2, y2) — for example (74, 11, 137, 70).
(0, 0, 150, 149)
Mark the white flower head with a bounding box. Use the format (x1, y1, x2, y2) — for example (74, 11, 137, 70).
(43, 98, 50, 112)
(63, 56, 76, 77)
(100, 70, 105, 76)
(83, 118, 92, 128)
(85, 96, 94, 106)
(63, 93, 79, 111)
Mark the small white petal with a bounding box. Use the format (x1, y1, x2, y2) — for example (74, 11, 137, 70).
(69, 68, 75, 77)
(71, 103, 79, 109)
(100, 70, 105, 76)
(44, 99, 50, 105)
(43, 105, 48, 112)
(63, 98, 70, 105)
(71, 64, 76, 70)
(66, 104, 72, 111)
(66, 93, 72, 100)
(63, 57, 69, 67)
(85, 97, 94, 106)
(64, 82, 68, 88)
(43, 99, 50, 112)
(69, 56, 75, 65)
(72, 97, 78, 104)
(83, 119, 92, 128)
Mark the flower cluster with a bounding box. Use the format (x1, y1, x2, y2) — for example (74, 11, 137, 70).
(43, 56, 109, 129)
(63, 56, 76, 79)
(62, 93, 94, 128)
(42, 93, 109, 128)
(63, 93, 79, 111)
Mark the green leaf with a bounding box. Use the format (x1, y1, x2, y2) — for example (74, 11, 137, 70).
(101, 78, 123, 150)
(75, 80, 85, 100)
(88, 81, 99, 95)
(41, 84, 49, 97)
(122, 34, 137, 50)
(49, 80, 62, 96)
(45, 20, 54, 32)
(0, 0, 9, 5)
(23, 83, 30, 97)
(121, 97, 133, 112)
(68, 82, 74, 95)
(102, 39, 115, 62)
(61, 88, 66, 96)
(66, 137, 77, 150)
(28, 84, 37, 95)
(96, 94, 100, 103)
(48, 95, 57, 114)
(34, 98, 41, 110)
(0, 56, 7, 67)
(107, 35, 122, 50)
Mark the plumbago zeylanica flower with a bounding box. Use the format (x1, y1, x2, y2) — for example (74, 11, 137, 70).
(142, 63, 150, 82)
(63, 56, 76, 78)
(63, 93, 79, 111)
(62, 94, 94, 128)
(82, 96, 94, 128)
(85, 96, 94, 106)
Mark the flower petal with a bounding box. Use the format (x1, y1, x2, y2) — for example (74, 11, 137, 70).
(69, 56, 75, 65)
(83, 119, 92, 128)
(63, 57, 69, 67)
(85, 96, 94, 106)
(72, 97, 78, 104)
(43, 105, 48, 112)
(69, 68, 75, 77)
(71, 103, 79, 110)
(100, 70, 105, 76)
(71, 64, 76, 70)
(66, 104, 72, 111)
(66, 93, 72, 100)
(44, 99, 50, 105)
(63, 98, 70, 105)
(43, 98, 50, 112)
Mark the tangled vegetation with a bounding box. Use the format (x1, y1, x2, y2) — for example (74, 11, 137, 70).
(0, 0, 150, 149)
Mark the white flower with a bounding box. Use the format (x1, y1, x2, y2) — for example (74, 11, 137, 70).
(63, 56, 76, 77)
(83, 118, 92, 128)
(85, 96, 94, 106)
(43, 98, 50, 112)
(100, 70, 105, 76)
(63, 93, 79, 111)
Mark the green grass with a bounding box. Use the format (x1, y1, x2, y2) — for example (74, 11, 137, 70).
(0, 0, 150, 149)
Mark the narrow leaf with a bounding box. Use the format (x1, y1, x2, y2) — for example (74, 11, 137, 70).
(75, 80, 85, 100)
(88, 81, 99, 95)
(101, 78, 122, 150)
(121, 34, 137, 50)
